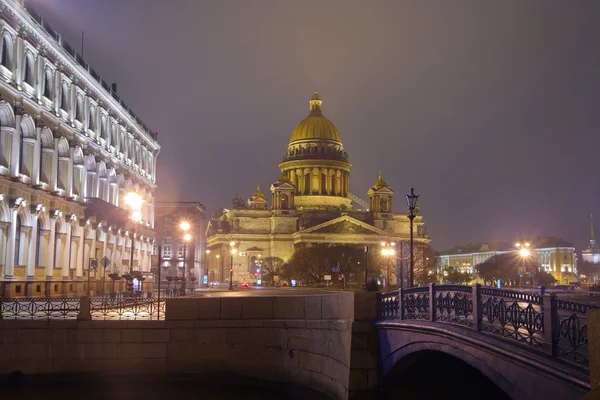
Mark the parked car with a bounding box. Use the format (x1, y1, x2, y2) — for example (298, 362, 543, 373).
(241, 282, 249, 288)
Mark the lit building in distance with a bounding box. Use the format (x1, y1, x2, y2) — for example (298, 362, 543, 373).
(206, 93, 429, 285)
(582, 214, 600, 264)
(155, 202, 205, 289)
(0, 1, 159, 297)
(438, 237, 577, 283)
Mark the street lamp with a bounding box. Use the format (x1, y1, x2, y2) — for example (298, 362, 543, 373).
(180, 221, 191, 296)
(381, 242, 395, 291)
(228, 241, 237, 291)
(516, 242, 531, 287)
(125, 192, 143, 274)
(205, 249, 211, 287)
(406, 187, 419, 288)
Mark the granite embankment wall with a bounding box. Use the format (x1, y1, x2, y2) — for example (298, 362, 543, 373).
(0, 293, 356, 399)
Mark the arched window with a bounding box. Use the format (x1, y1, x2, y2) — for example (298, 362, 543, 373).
(60, 82, 68, 110)
(43, 69, 53, 98)
(111, 125, 117, 147)
(380, 198, 388, 213)
(23, 53, 34, 85)
(35, 218, 42, 267)
(75, 96, 83, 121)
(281, 194, 289, 210)
(1, 36, 10, 69)
(88, 105, 96, 131)
(14, 214, 22, 265)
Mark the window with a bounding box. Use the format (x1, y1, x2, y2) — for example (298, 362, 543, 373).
(14, 214, 22, 265)
(162, 237, 172, 258)
(23, 53, 33, 85)
(89, 105, 96, 131)
(60, 82, 68, 110)
(36, 284, 41, 293)
(15, 285, 21, 294)
(152, 242, 157, 256)
(1, 36, 10, 68)
(75, 95, 83, 121)
(178, 243, 185, 259)
(43, 69, 53, 98)
(54, 284, 58, 292)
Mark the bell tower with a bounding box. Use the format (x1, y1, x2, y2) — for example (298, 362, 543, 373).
(248, 185, 268, 210)
(368, 171, 393, 214)
(271, 173, 295, 210)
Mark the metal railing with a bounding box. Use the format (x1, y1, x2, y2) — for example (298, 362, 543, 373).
(377, 284, 599, 368)
(0, 295, 168, 321)
(0, 297, 80, 320)
(90, 296, 165, 321)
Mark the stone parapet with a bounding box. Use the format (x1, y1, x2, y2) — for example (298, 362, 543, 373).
(0, 292, 355, 400)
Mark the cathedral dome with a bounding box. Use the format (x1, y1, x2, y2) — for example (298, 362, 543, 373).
(289, 93, 342, 144)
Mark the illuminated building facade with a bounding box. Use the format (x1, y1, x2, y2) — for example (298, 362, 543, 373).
(438, 237, 577, 283)
(206, 93, 429, 284)
(155, 202, 205, 289)
(582, 214, 600, 264)
(0, 0, 159, 297)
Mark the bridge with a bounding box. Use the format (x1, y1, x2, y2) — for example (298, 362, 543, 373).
(377, 285, 594, 400)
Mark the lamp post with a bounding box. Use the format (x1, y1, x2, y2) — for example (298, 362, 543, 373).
(381, 242, 396, 291)
(125, 192, 143, 295)
(363, 245, 369, 291)
(205, 249, 210, 287)
(180, 221, 191, 296)
(406, 188, 419, 288)
(228, 241, 237, 291)
(516, 242, 531, 287)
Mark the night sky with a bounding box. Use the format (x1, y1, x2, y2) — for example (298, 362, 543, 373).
(27, 0, 600, 251)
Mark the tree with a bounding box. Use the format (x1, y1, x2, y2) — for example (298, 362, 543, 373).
(536, 271, 557, 286)
(284, 247, 332, 285)
(442, 267, 472, 284)
(476, 252, 542, 286)
(261, 257, 284, 286)
(283, 246, 379, 288)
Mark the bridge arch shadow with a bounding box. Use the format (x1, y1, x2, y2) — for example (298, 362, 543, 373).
(381, 348, 510, 400)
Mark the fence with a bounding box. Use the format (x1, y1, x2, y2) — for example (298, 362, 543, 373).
(0, 296, 165, 321)
(377, 284, 598, 368)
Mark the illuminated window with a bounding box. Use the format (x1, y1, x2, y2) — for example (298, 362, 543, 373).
(162, 237, 172, 258)
(178, 243, 185, 258)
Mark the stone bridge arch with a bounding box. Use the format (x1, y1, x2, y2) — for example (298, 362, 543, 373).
(378, 322, 589, 400)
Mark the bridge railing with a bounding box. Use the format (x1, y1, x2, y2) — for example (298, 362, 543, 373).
(377, 284, 599, 368)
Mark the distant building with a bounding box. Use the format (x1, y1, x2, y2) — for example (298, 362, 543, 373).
(155, 202, 205, 289)
(0, 1, 160, 297)
(582, 214, 600, 264)
(438, 237, 577, 284)
(206, 93, 430, 285)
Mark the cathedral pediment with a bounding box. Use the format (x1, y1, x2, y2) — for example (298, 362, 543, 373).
(299, 215, 387, 235)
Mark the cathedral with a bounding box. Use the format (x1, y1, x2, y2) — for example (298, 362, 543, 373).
(205, 93, 429, 284)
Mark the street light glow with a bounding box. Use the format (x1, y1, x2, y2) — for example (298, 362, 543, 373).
(125, 192, 143, 208)
(131, 211, 141, 222)
(205, 249, 211, 254)
(184, 233, 191, 241)
(230, 248, 237, 255)
(230, 241, 235, 247)
(180, 221, 190, 231)
(519, 248, 531, 258)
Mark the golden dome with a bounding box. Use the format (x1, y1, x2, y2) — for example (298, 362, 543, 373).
(289, 93, 342, 143)
(253, 185, 264, 198)
(373, 171, 388, 188)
